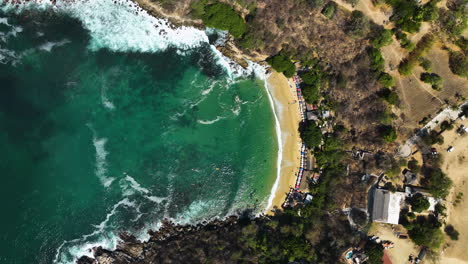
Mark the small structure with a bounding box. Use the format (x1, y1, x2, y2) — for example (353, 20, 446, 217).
(322, 110, 331, 119)
(306, 103, 318, 111)
(403, 169, 418, 185)
(371, 189, 405, 225)
(351, 252, 368, 264)
(304, 193, 313, 204)
(407, 186, 432, 197)
(306, 111, 319, 121)
(457, 125, 468, 135)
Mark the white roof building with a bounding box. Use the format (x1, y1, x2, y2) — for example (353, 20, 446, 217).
(371, 189, 406, 225)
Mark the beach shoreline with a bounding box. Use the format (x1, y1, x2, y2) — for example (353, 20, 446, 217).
(264, 71, 302, 213)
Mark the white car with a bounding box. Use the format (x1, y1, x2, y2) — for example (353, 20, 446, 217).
(447, 146, 454, 152)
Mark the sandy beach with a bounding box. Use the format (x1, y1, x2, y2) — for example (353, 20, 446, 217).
(265, 71, 303, 213)
(438, 118, 468, 264)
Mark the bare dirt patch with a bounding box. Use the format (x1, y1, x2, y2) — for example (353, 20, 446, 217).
(438, 118, 468, 263)
(368, 223, 420, 264)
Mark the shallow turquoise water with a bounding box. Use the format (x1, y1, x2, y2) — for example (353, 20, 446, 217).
(0, 7, 277, 264)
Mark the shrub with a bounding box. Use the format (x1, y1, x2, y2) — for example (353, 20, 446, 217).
(420, 72, 443, 90)
(364, 241, 384, 264)
(380, 125, 397, 143)
(440, 120, 454, 131)
(372, 28, 393, 48)
(408, 193, 430, 212)
(419, 58, 432, 72)
(455, 37, 468, 51)
(201, 2, 247, 38)
(395, 31, 415, 51)
(308, 0, 325, 8)
(266, 53, 296, 78)
(239, 30, 263, 50)
(378, 88, 399, 105)
(368, 47, 385, 72)
(449, 51, 467, 77)
(445, 225, 459, 240)
(378, 72, 395, 88)
(347, 10, 369, 37)
(321, 1, 337, 19)
(407, 158, 420, 172)
(300, 122, 322, 148)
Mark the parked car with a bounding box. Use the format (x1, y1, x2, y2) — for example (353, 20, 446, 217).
(447, 146, 454, 152)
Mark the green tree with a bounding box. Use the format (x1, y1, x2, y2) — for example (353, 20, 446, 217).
(321, 1, 337, 19)
(300, 66, 327, 103)
(380, 125, 398, 143)
(409, 216, 444, 249)
(201, 2, 247, 38)
(378, 88, 399, 105)
(368, 47, 385, 72)
(395, 31, 415, 51)
(372, 28, 393, 48)
(407, 158, 420, 172)
(408, 193, 430, 212)
(378, 72, 395, 88)
(419, 58, 432, 72)
(300, 122, 322, 148)
(445, 224, 459, 240)
(347, 10, 369, 37)
(385, 0, 422, 33)
(420, 72, 443, 90)
(365, 241, 384, 264)
(422, 168, 452, 199)
(266, 53, 296, 77)
(440, 120, 454, 131)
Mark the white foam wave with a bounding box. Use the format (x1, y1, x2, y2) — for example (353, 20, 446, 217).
(197, 116, 225, 125)
(0, 47, 19, 65)
(252, 66, 283, 213)
(0, 0, 209, 53)
(0, 17, 23, 43)
(38, 39, 70, 52)
(91, 136, 115, 187)
(54, 198, 136, 264)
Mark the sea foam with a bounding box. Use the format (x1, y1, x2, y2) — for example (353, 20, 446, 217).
(0, 0, 209, 53)
(0, 0, 283, 261)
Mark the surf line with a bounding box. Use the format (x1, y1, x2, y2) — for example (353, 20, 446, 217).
(262, 71, 283, 213)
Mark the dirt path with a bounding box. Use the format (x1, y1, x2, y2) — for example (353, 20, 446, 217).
(334, 0, 390, 26)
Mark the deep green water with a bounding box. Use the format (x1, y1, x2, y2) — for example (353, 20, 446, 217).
(0, 5, 277, 264)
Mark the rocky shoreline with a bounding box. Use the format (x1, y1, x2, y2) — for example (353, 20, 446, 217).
(131, 0, 262, 69)
(77, 215, 256, 264)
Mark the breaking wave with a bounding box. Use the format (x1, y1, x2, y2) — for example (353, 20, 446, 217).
(0, 0, 209, 53)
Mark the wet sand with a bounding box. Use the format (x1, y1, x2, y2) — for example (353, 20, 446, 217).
(265, 71, 302, 213)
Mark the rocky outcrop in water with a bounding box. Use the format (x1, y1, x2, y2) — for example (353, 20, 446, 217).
(77, 216, 247, 264)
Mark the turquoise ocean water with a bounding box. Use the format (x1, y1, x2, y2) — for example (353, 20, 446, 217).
(0, 1, 277, 263)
